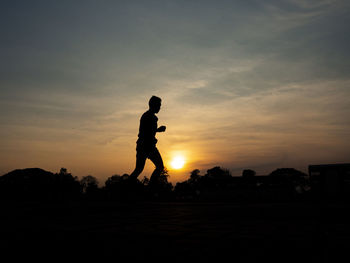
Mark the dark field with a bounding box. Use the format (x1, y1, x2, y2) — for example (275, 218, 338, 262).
(1, 201, 349, 262)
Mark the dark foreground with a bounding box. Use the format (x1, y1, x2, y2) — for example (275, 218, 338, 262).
(1, 201, 349, 262)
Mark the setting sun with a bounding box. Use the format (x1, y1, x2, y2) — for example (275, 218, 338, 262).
(171, 156, 186, 170)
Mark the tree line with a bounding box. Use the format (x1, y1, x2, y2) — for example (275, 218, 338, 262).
(0, 166, 314, 203)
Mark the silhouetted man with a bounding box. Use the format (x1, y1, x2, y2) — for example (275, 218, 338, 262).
(129, 96, 166, 182)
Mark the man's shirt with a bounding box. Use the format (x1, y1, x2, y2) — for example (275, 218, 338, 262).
(137, 110, 158, 147)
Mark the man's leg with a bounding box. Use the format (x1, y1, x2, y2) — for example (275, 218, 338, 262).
(130, 151, 147, 179)
(148, 147, 164, 182)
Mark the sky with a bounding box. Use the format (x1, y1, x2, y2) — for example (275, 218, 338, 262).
(1, 0, 350, 184)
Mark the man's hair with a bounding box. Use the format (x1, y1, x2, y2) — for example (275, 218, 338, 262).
(149, 96, 161, 107)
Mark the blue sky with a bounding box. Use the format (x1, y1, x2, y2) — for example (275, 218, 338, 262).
(1, 0, 350, 183)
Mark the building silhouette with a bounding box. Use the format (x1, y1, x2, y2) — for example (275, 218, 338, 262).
(309, 163, 350, 200)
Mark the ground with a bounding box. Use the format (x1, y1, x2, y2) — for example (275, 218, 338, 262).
(0, 201, 349, 262)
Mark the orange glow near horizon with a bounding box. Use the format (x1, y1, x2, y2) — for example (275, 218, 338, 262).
(171, 155, 186, 170)
(166, 150, 189, 173)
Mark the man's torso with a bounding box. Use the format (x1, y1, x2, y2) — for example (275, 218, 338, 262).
(137, 111, 158, 148)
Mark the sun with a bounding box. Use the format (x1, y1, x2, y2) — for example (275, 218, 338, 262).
(171, 156, 186, 170)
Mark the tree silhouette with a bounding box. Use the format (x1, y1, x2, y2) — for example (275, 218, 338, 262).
(59, 168, 68, 176)
(242, 169, 256, 178)
(104, 174, 123, 200)
(55, 168, 82, 200)
(206, 166, 231, 180)
(147, 168, 173, 200)
(0, 167, 81, 201)
(80, 175, 99, 194)
(103, 174, 145, 201)
(190, 169, 201, 183)
(0, 165, 315, 203)
(105, 174, 122, 186)
(174, 169, 202, 200)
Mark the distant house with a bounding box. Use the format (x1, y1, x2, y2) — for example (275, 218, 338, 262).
(309, 163, 350, 200)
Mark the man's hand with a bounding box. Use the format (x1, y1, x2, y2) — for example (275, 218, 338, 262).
(157, 126, 166, 132)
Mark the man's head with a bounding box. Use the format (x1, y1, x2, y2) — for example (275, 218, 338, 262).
(149, 96, 162, 113)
